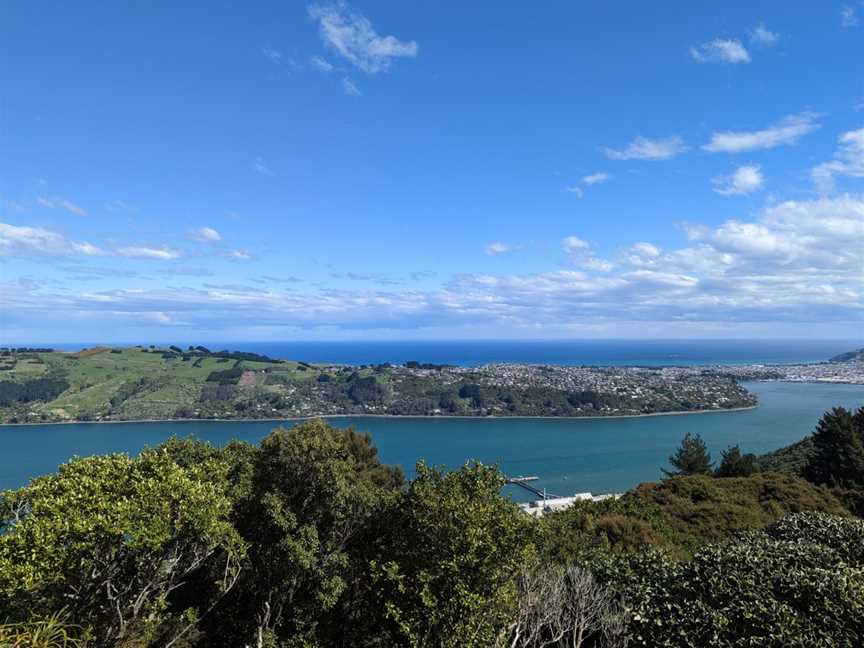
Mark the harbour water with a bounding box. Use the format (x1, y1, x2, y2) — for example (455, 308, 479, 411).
(2, 381, 862, 500)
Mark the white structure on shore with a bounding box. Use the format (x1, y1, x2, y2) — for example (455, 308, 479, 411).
(519, 492, 622, 517)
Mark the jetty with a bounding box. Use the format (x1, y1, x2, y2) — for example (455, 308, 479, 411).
(505, 474, 621, 517)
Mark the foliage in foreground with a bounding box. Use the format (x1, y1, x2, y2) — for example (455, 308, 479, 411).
(2, 416, 864, 647)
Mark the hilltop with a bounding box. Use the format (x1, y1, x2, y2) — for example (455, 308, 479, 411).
(0, 345, 756, 424)
(830, 348, 864, 363)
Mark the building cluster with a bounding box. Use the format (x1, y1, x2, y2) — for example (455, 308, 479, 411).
(697, 361, 864, 385)
(404, 363, 754, 411)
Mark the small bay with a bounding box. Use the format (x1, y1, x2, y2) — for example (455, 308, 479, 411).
(2, 381, 863, 500)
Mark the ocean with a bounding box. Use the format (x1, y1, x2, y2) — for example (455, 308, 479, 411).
(42, 339, 861, 367)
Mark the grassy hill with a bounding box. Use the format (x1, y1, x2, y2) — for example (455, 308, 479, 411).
(0, 346, 312, 423)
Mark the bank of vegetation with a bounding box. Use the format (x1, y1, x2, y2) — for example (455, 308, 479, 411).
(2, 405, 864, 646)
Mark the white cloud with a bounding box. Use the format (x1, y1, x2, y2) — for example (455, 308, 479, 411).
(310, 55, 334, 72)
(118, 246, 180, 260)
(193, 227, 222, 242)
(750, 24, 779, 45)
(562, 236, 613, 271)
(561, 236, 590, 254)
(485, 242, 517, 255)
(308, 1, 418, 74)
(341, 78, 362, 96)
(227, 250, 253, 261)
(812, 127, 864, 193)
(690, 38, 751, 64)
(262, 47, 285, 64)
(253, 157, 274, 176)
(0, 223, 189, 262)
(36, 196, 87, 216)
(5, 199, 862, 336)
(702, 113, 819, 153)
(582, 172, 611, 185)
(564, 186, 584, 198)
(0, 223, 104, 257)
(713, 165, 765, 195)
(605, 136, 687, 160)
(841, 6, 860, 27)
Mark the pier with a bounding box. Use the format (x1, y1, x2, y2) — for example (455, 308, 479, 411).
(505, 475, 622, 517)
(504, 475, 561, 500)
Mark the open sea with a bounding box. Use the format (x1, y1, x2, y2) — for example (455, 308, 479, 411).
(46, 339, 862, 367)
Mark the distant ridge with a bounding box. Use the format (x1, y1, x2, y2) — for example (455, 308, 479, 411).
(830, 348, 864, 363)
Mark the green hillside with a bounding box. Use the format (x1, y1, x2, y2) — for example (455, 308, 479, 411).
(0, 346, 309, 423)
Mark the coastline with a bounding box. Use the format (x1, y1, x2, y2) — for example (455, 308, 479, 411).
(0, 404, 759, 428)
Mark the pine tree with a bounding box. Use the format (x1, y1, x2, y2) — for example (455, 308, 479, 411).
(804, 406, 864, 489)
(663, 432, 714, 477)
(715, 445, 758, 477)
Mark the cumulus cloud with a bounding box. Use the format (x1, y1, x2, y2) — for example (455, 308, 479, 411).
(750, 24, 779, 45)
(702, 113, 819, 153)
(811, 127, 864, 193)
(308, 1, 418, 74)
(5, 198, 862, 336)
(605, 136, 687, 160)
(0, 223, 189, 262)
(561, 236, 590, 254)
(485, 242, 518, 255)
(192, 227, 222, 242)
(690, 38, 751, 64)
(227, 250, 253, 261)
(0, 223, 104, 257)
(582, 172, 611, 185)
(713, 165, 765, 195)
(562, 236, 613, 271)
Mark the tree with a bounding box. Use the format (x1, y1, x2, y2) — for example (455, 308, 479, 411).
(364, 461, 537, 648)
(0, 449, 244, 647)
(662, 433, 713, 477)
(503, 564, 627, 648)
(715, 445, 758, 477)
(201, 420, 402, 648)
(804, 406, 864, 489)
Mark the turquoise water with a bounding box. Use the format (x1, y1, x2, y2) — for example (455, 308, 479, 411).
(1, 382, 862, 500)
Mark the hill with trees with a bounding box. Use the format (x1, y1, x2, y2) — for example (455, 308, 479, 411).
(0, 346, 757, 424)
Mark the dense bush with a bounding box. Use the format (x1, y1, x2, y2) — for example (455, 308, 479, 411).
(0, 377, 69, 406)
(628, 472, 849, 554)
(592, 526, 864, 647)
(205, 365, 244, 385)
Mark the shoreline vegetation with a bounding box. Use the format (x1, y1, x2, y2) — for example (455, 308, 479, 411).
(0, 404, 761, 427)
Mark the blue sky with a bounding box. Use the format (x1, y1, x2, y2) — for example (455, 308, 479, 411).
(1, 1, 863, 343)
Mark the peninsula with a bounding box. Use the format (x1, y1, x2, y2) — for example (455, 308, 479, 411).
(0, 345, 861, 425)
